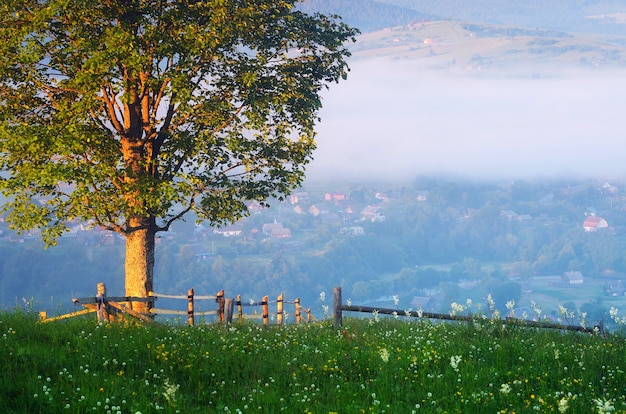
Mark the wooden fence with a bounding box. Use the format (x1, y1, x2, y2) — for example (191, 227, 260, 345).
(39, 282, 315, 326)
(331, 287, 604, 334)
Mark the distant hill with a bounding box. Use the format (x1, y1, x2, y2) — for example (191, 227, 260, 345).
(301, 0, 626, 73)
(350, 20, 626, 72)
(302, 0, 626, 36)
(377, 0, 626, 36)
(299, 0, 437, 32)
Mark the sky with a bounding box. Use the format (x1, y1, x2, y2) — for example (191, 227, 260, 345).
(306, 58, 626, 182)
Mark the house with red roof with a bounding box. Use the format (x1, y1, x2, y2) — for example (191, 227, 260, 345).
(583, 216, 608, 232)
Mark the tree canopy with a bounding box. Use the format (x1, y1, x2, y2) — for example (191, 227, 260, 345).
(0, 0, 357, 306)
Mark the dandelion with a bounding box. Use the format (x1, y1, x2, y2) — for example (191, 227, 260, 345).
(558, 397, 569, 413)
(499, 383, 511, 395)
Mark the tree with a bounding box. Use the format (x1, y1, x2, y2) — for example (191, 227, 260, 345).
(0, 0, 357, 312)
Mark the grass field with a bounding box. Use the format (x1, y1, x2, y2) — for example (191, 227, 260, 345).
(2, 308, 626, 413)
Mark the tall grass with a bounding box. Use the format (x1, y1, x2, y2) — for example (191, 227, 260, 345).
(1, 310, 625, 413)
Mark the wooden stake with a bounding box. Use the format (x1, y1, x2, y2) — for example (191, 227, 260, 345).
(96, 282, 108, 322)
(294, 298, 301, 324)
(262, 295, 269, 327)
(224, 297, 234, 325)
(277, 294, 284, 326)
(333, 286, 342, 328)
(216, 290, 225, 322)
(237, 295, 243, 321)
(187, 288, 194, 326)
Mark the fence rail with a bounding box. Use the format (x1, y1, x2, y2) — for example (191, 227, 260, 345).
(332, 287, 604, 334)
(39, 283, 315, 326)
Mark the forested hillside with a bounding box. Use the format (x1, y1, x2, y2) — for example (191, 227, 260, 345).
(3, 177, 626, 324)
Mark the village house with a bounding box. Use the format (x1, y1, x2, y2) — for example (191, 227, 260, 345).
(360, 205, 385, 222)
(340, 226, 365, 236)
(583, 216, 608, 232)
(184, 244, 212, 261)
(289, 192, 309, 204)
(375, 192, 389, 202)
(416, 191, 429, 202)
(247, 200, 264, 214)
(324, 192, 346, 202)
(213, 223, 243, 237)
(262, 222, 292, 239)
(562, 271, 584, 285)
(308, 205, 320, 217)
(605, 280, 625, 296)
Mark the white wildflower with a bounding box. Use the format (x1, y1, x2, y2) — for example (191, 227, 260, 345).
(593, 397, 615, 414)
(449, 355, 461, 372)
(379, 348, 390, 363)
(450, 302, 464, 316)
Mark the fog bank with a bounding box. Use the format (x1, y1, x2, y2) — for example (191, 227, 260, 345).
(308, 59, 626, 182)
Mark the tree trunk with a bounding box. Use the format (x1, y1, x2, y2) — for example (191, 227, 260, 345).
(125, 219, 156, 314)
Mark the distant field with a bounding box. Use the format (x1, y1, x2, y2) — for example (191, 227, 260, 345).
(522, 275, 626, 311)
(351, 20, 626, 73)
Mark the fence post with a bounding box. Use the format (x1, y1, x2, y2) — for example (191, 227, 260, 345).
(277, 294, 284, 326)
(333, 286, 342, 328)
(216, 290, 225, 322)
(96, 282, 108, 323)
(224, 297, 234, 326)
(236, 295, 243, 322)
(262, 295, 269, 327)
(187, 288, 194, 326)
(306, 308, 311, 323)
(294, 298, 301, 324)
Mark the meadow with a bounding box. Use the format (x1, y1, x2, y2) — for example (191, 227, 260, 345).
(1, 308, 625, 413)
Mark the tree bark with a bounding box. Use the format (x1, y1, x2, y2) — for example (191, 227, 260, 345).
(125, 218, 156, 314)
